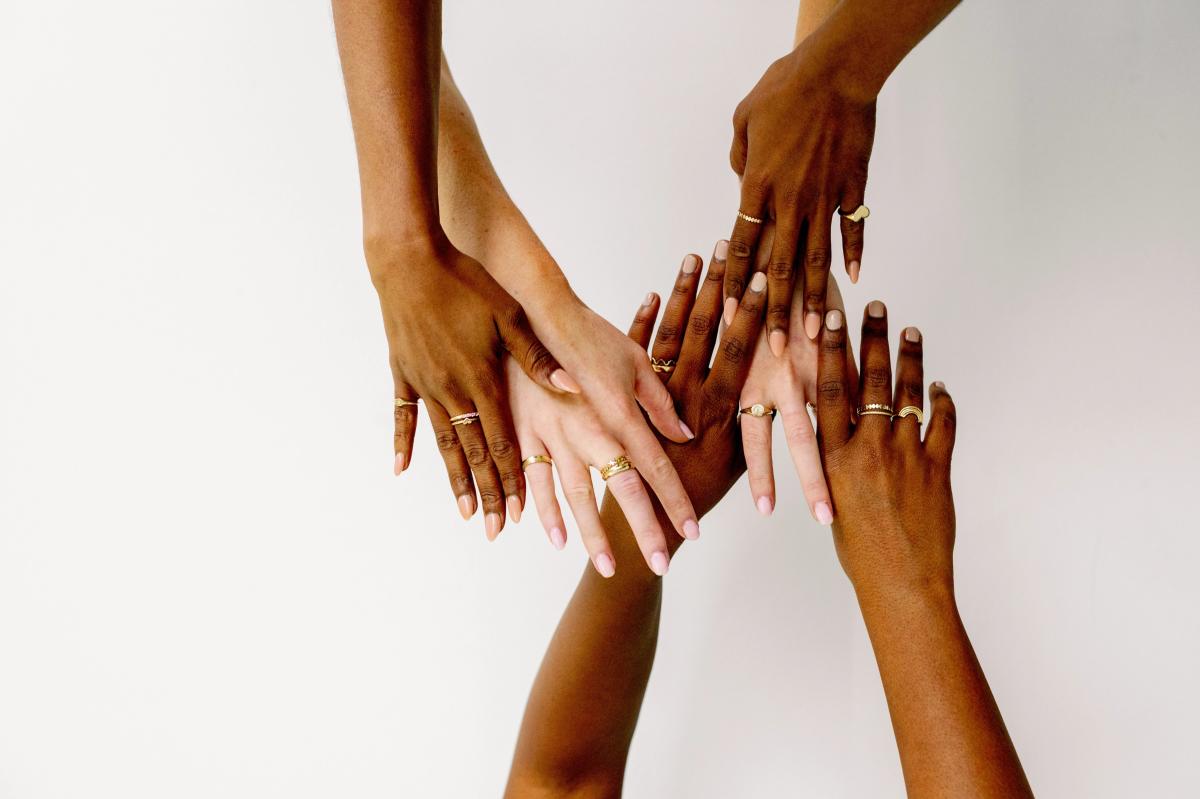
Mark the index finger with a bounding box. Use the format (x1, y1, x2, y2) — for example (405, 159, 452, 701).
(618, 414, 699, 541)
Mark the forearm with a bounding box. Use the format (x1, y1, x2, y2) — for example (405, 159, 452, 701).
(857, 584, 1032, 798)
(506, 497, 663, 798)
(332, 0, 442, 251)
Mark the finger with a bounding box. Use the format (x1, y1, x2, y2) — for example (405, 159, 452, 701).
(923, 381, 957, 467)
(556, 457, 615, 578)
(707, 271, 767, 404)
(517, 433, 565, 550)
(427, 402, 478, 521)
(627, 291, 661, 349)
(498, 305, 580, 395)
(802, 206, 833, 341)
(601, 464, 670, 576)
(392, 377, 419, 476)
(839, 188, 867, 284)
(676, 241, 727, 377)
(724, 180, 768, 320)
(449, 406, 507, 541)
(892, 326, 925, 450)
(619, 417, 699, 541)
(856, 300, 893, 440)
(635, 368, 692, 442)
(765, 212, 801, 357)
(816, 309, 853, 456)
(473, 381, 526, 526)
(740, 408, 775, 517)
(650, 254, 702, 378)
(729, 102, 749, 176)
(779, 404, 833, 526)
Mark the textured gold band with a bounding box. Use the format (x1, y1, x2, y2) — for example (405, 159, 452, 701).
(394, 398, 420, 408)
(650, 357, 676, 374)
(521, 454, 553, 471)
(857, 403, 894, 418)
(449, 412, 480, 427)
(598, 455, 634, 481)
(737, 210, 764, 225)
(896, 405, 925, 424)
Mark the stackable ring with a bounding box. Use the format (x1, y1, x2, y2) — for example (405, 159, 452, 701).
(394, 397, 420, 408)
(737, 402, 777, 420)
(838, 204, 871, 223)
(857, 403, 894, 418)
(896, 405, 925, 424)
(737, 210, 764, 225)
(449, 411, 480, 427)
(598, 455, 634, 481)
(650, 357, 676, 374)
(521, 454, 553, 471)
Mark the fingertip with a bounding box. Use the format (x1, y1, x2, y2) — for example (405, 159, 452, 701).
(457, 494, 476, 520)
(769, 329, 786, 357)
(549, 368, 581, 394)
(804, 312, 822, 340)
(723, 296, 738, 326)
(506, 495, 522, 524)
(814, 501, 833, 525)
(393, 451, 407, 476)
(593, 552, 616, 578)
(825, 309, 844, 331)
(756, 495, 774, 517)
(682, 519, 700, 540)
(549, 526, 566, 550)
(848, 260, 861, 284)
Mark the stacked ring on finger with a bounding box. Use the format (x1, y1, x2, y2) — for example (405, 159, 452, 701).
(650, 357, 676, 374)
(598, 455, 633, 481)
(521, 454, 553, 471)
(738, 402, 777, 421)
(737, 210, 764, 225)
(857, 403, 895, 418)
(394, 398, 420, 408)
(449, 411, 480, 427)
(838, 204, 871, 222)
(896, 405, 925, 424)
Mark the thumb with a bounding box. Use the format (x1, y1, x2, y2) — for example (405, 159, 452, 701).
(498, 306, 579, 394)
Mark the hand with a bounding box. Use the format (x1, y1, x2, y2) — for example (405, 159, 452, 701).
(815, 301, 958, 600)
(377, 235, 577, 540)
(724, 40, 877, 351)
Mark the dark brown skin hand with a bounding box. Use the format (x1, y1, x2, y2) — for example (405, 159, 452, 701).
(725, 41, 876, 353)
(376, 234, 578, 540)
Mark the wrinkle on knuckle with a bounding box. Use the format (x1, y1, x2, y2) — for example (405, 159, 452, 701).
(721, 337, 748, 363)
(464, 444, 491, 468)
(487, 435, 515, 460)
(563, 483, 593, 505)
(768, 260, 793, 280)
(865, 366, 891, 389)
(688, 312, 713, 336)
(657, 323, 681, 343)
(450, 474, 473, 494)
(821, 336, 845, 354)
(478, 487, 502, 506)
(819, 380, 846, 401)
(806, 248, 831, 268)
(728, 238, 752, 261)
(435, 431, 461, 452)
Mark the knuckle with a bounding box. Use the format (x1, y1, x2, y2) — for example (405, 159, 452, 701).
(688, 311, 714, 337)
(563, 483, 594, 505)
(865, 366, 891, 389)
(464, 444, 491, 468)
(806, 248, 831, 268)
(501, 303, 528, 332)
(450, 473, 473, 495)
(487, 434, 516, 460)
(499, 469, 523, 490)
(820, 335, 845, 354)
(656, 322, 681, 343)
(805, 290, 825, 309)
(819, 379, 846, 401)
(435, 431, 461, 452)
(721, 336, 748, 364)
(768, 260, 793, 280)
(640, 454, 675, 485)
(900, 380, 922, 401)
(727, 238, 752, 262)
(478, 487, 502, 506)
(606, 470, 642, 497)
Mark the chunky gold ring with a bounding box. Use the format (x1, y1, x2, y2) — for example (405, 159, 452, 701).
(737, 402, 777, 420)
(737, 210, 764, 225)
(598, 455, 634, 481)
(449, 411, 480, 427)
(896, 405, 925, 424)
(857, 403, 894, 418)
(650, 357, 676, 374)
(838, 204, 870, 223)
(394, 398, 420, 408)
(521, 454, 553, 471)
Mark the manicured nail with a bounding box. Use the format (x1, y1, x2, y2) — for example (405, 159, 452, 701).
(714, 239, 729, 261)
(932, 381, 946, 391)
(723, 296, 738, 325)
(393, 452, 406, 476)
(682, 519, 700, 540)
(506, 495, 522, 524)
(769, 329, 786, 357)
(804, 312, 822, 340)
(905, 326, 921, 343)
(682, 254, 699, 274)
(485, 512, 502, 541)
(825, 309, 843, 331)
(650, 551, 669, 576)
(550, 369, 581, 394)
(594, 553, 616, 578)
(549, 527, 566, 550)
(680, 421, 695, 440)
(756, 495, 774, 516)
(814, 501, 833, 525)
(643, 291, 656, 307)
(457, 494, 476, 520)
(749, 272, 767, 292)
(848, 260, 860, 284)
(868, 300, 885, 318)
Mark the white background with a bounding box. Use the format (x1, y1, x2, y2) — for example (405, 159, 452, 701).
(2, 1, 1198, 796)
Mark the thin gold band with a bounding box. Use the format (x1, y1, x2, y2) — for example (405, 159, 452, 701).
(521, 454, 553, 471)
(449, 412, 480, 427)
(737, 402, 777, 420)
(857, 403, 894, 418)
(394, 398, 420, 408)
(737, 210, 764, 225)
(598, 455, 633, 481)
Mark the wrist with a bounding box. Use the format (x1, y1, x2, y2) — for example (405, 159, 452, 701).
(363, 228, 450, 286)
(854, 575, 957, 627)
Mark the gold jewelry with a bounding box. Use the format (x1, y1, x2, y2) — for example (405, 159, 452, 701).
(838, 204, 870, 223)
(394, 398, 420, 408)
(598, 455, 633, 481)
(650, 357, 676, 374)
(737, 210, 764, 225)
(521, 454, 553, 471)
(738, 402, 777, 420)
(896, 405, 925, 424)
(857, 403, 894, 418)
(449, 411, 480, 427)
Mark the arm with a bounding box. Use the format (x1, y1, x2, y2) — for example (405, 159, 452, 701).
(815, 303, 1032, 797)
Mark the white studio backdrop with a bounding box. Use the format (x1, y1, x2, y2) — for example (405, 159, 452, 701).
(2, 1, 1198, 796)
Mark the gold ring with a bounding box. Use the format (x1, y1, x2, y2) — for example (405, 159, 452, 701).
(521, 454, 553, 471)
(737, 402, 777, 420)
(857, 403, 894, 418)
(449, 411, 480, 427)
(838, 204, 870, 223)
(598, 455, 633, 481)
(737, 210, 764, 225)
(650, 357, 676, 374)
(394, 398, 420, 408)
(896, 405, 925, 424)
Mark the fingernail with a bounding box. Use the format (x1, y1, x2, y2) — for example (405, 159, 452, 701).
(905, 326, 921, 343)
(932, 381, 946, 391)
(393, 452, 406, 476)
(594, 553, 616, 578)
(825, 309, 843, 331)
(804, 312, 822, 340)
(749, 272, 767, 292)
(769, 329, 786, 357)
(507, 495, 522, 524)
(643, 291, 656, 307)
(723, 297, 738, 325)
(457, 495, 476, 520)
(550, 368, 581, 394)
(849, 260, 860, 284)
(815, 501, 833, 525)
(549, 527, 566, 550)
(756, 496, 774, 516)
(868, 300, 885, 318)
(485, 512, 502, 541)
(682, 254, 699, 274)
(714, 239, 729, 261)
(682, 519, 700, 540)
(680, 421, 695, 440)
(650, 551, 669, 576)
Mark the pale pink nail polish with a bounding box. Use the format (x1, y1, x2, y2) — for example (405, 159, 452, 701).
(393, 452, 406, 476)
(550, 527, 566, 550)
(714, 240, 729, 261)
(594, 553, 616, 578)
(650, 551, 669, 576)
(932, 381, 946, 391)
(550, 369, 581, 394)
(756, 495, 774, 516)
(723, 297, 738, 326)
(905, 326, 921, 343)
(849, 260, 861, 284)
(643, 292, 656, 307)
(826, 309, 843, 331)
(804, 312, 822, 340)
(507, 495, 522, 524)
(485, 512, 502, 540)
(868, 300, 885, 318)
(749, 272, 767, 292)
(457, 495, 475, 520)
(680, 421, 695, 441)
(682, 254, 699, 274)
(815, 501, 833, 525)
(682, 519, 700, 540)
(769, 329, 786, 357)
